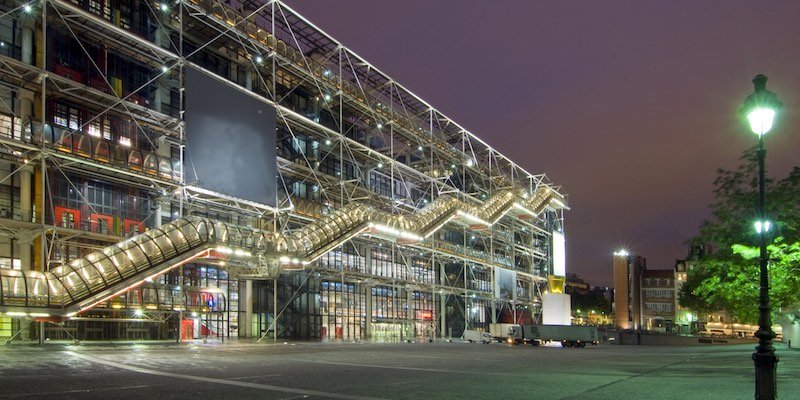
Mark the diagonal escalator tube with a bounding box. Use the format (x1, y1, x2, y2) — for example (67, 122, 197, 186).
(0, 186, 562, 315)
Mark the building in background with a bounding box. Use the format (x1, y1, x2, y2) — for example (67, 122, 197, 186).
(674, 258, 697, 334)
(612, 251, 646, 330)
(566, 273, 612, 325)
(0, 0, 567, 342)
(613, 252, 678, 332)
(640, 269, 674, 332)
(565, 273, 589, 296)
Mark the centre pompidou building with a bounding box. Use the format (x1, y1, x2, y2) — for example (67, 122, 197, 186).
(0, 0, 567, 342)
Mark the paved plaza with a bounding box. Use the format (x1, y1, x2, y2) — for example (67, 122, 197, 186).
(0, 341, 797, 399)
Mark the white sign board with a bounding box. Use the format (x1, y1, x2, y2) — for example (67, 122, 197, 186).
(552, 231, 566, 277)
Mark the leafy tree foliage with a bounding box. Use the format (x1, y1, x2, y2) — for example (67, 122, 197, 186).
(679, 149, 800, 323)
(571, 291, 611, 315)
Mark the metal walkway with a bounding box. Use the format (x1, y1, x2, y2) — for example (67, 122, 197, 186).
(0, 186, 562, 317)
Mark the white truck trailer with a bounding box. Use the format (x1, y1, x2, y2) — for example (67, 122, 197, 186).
(507, 324, 599, 347)
(462, 329, 493, 343)
(489, 323, 515, 342)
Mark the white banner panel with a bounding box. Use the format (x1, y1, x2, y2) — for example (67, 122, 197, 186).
(552, 231, 566, 277)
(494, 267, 517, 301)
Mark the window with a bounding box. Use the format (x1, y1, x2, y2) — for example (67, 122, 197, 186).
(61, 211, 75, 229)
(292, 136, 310, 155)
(69, 106, 80, 130)
(470, 266, 491, 293)
(410, 259, 434, 284)
(371, 286, 407, 320)
(117, 120, 138, 148)
(644, 289, 673, 298)
(412, 291, 434, 321)
(87, 115, 113, 140)
(645, 302, 673, 312)
(292, 181, 307, 199)
(369, 170, 392, 198)
(98, 218, 109, 234)
(87, 119, 101, 138)
(0, 258, 21, 270)
(88, 0, 111, 20)
(370, 248, 407, 280)
(118, 2, 132, 30)
(54, 102, 81, 130)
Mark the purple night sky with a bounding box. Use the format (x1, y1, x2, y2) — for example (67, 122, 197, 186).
(285, 0, 800, 286)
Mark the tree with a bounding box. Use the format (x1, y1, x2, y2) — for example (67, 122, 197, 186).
(679, 149, 800, 324)
(571, 291, 611, 315)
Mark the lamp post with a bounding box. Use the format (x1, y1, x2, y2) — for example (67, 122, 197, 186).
(742, 74, 782, 400)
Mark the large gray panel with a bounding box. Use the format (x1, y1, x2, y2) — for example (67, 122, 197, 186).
(185, 67, 277, 207)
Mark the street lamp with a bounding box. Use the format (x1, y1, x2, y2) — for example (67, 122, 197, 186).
(741, 74, 782, 400)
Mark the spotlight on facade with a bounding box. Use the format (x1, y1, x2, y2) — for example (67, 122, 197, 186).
(160, 3, 169, 12)
(613, 249, 629, 257)
(324, 93, 332, 101)
(377, 123, 383, 129)
(133, 309, 144, 317)
(255, 55, 263, 64)
(161, 65, 169, 73)
(377, 162, 383, 169)
(23, 4, 32, 13)
(417, 145, 423, 151)
(325, 139, 332, 145)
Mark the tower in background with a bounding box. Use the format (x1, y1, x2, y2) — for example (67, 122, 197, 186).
(613, 251, 646, 330)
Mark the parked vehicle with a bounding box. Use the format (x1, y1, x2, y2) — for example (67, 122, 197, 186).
(507, 324, 599, 347)
(489, 323, 515, 342)
(463, 329, 493, 344)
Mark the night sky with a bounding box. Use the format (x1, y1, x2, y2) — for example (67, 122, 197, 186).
(285, 1, 800, 286)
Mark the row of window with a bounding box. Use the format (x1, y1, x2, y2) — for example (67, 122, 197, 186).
(50, 174, 150, 220)
(643, 278, 673, 287)
(51, 101, 145, 150)
(644, 289, 674, 299)
(317, 282, 435, 322)
(645, 302, 673, 312)
(12, 0, 526, 208)
(317, 246, 435, 284)
(11, 5, 525, 212)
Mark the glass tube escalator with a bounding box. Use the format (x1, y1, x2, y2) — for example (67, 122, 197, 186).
(0, 186, 563, 316)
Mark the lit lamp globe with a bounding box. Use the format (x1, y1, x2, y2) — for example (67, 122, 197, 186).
(742, 74, 782, 136)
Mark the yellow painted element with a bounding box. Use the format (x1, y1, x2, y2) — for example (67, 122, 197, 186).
(33, 93, 42, 122)
(547, 275, 565, 294)
(0, 316, 11, 338)
(110, 77, 123, 97)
